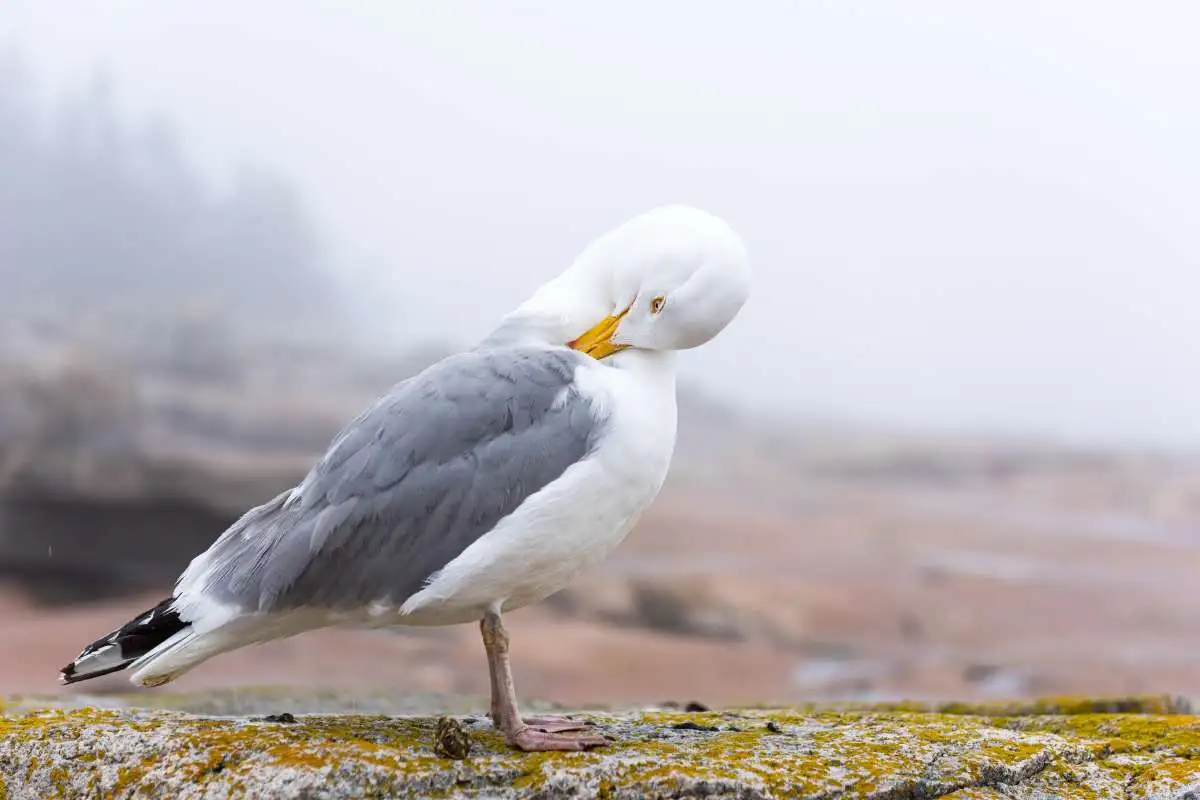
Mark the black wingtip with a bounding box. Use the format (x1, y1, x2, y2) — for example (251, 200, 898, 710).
(59, 661, 131, 685)
(58, 596, 185, 687)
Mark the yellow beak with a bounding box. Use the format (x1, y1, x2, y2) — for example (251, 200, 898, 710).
(568, 307, 631, 360)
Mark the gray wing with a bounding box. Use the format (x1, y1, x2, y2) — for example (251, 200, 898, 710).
(190, 346, 601, 613)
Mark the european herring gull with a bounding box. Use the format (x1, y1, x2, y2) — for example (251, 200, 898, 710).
(59, 204, 752, 751)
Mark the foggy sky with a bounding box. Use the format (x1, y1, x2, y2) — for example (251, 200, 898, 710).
(5, 1, 1199, 450)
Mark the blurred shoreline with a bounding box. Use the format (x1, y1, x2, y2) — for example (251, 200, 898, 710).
(2, 317, 1199, 705)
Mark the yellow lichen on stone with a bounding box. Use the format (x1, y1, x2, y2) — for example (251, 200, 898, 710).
(1010, 712, 1200, 755)
(826, 694, 1190, 718)
(3, 697, 1200, 798)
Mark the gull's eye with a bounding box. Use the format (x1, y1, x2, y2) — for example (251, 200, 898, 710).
(650, 295, 666, 314)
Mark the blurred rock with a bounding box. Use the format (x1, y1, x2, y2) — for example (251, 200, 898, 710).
(549, 575, 806, 646)
(619, 580, 747, 641)
(0, 320, 440, 605)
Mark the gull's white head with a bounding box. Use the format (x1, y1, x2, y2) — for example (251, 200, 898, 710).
(502, 205, 751, 361)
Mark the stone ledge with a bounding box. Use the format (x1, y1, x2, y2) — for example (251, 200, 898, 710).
(2, 694, 1199, 798)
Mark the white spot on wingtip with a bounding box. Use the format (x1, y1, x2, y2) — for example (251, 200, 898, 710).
(73, 643, 122, 674)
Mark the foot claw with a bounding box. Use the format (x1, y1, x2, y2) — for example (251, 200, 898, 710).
(523, 714, 592, 733)
(506, 725, 613, 752)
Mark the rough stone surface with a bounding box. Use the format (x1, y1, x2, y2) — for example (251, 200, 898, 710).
(3, 693, 1200, 798)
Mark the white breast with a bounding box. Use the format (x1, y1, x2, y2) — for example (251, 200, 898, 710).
(396, 350, 678, 626)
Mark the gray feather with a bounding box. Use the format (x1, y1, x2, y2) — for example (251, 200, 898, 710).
(192, 346, 602, 613)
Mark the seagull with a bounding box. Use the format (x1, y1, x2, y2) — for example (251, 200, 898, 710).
(59, 205, 752, 751)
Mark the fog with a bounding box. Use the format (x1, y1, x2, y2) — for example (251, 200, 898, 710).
(4, 1, 1199, 450)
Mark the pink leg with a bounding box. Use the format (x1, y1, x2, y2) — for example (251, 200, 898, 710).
(480, 610, 612, 751)
(485, 647, 587, 733)
(483, 628, 583, 728)
(484, 628, 502, 725)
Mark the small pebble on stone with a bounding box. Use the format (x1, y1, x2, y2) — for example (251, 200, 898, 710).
(434, 716, 473, 760)
(262, 713, 296, 724)
(672, 721, 721, 732)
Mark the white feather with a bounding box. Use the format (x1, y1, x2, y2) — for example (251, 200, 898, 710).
(397, 349, 677, 624)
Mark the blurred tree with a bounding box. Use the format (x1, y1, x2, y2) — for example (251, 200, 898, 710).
(0, 48, 342, 335)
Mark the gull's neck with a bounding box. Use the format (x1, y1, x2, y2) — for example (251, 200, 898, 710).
(481, 270, 615, 349)
(604, 348, 679, 388)
(478, 274, 679, 389)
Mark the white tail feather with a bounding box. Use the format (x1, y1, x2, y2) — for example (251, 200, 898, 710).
(128, 628, 228, 687)
(128, 607, 348, 687)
